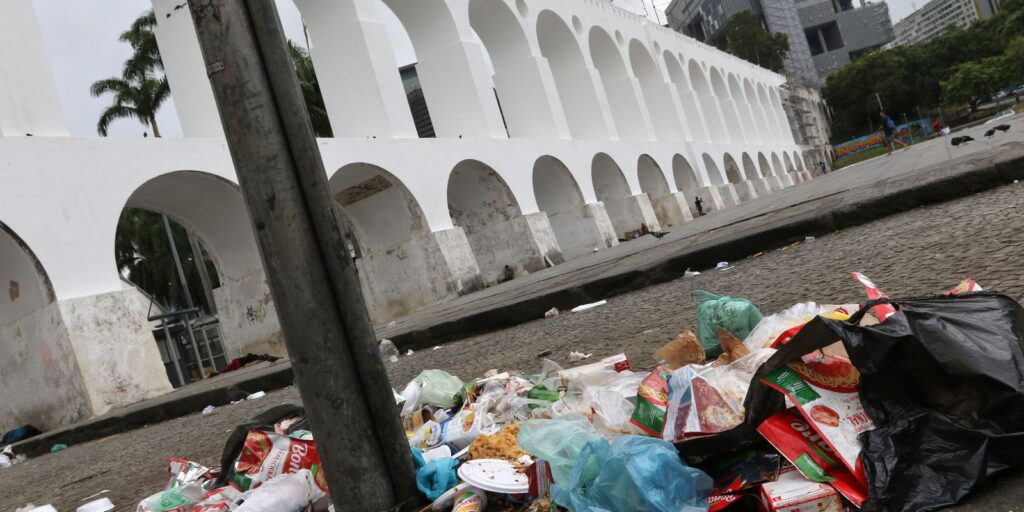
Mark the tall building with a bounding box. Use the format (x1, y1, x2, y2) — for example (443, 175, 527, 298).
(892, 0, 1001, 47)
(665, 0, 896, 86)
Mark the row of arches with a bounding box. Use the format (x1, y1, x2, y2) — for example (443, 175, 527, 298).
(279, 0, 794, 146)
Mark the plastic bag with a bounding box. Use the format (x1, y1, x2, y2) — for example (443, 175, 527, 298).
(742, 302, 857, 351)
(234, 470, 319, 512)
(551, 436, 712, 512)
(739, 293, 1024, 512)
(412, 370, 464, 409)
(412, 449, 459, 501)
(518, 415, 601, 484)
(693, 291, 763, 358)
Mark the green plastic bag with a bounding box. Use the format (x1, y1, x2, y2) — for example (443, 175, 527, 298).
(518, 415, 601, 485)
(693, 291, 763, 359)
(413, 369, 464, 409)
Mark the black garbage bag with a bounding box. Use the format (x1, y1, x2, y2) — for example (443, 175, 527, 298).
(735, 292, 1024, 512)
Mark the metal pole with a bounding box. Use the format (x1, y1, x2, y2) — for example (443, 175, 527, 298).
(163, 215, 196, 309)
(187, 231, 218, 315)
(182, 311, 207, 380)
(198, 323, 218, 371)
(187, 1, 416, 509)
(162, 319, 185, 387)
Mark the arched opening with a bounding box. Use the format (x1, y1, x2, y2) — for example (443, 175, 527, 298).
(533, 156, 611, 259)
(771, 153, 785, 176)
(663, 52, 705, 142)
(757, 84, 777, 142)
(688, 60, 727, 141)
(794, 152, 806, 172)
(702, 153, 725, 186)
(770, 87, 791, 142)
(745, 79, 770, 144)
(330, 163, 477, 323)
(758, 153, 773, 178)
(784, 153, 796, 173)
(741, 153, 760, 180)
(589, 28, 649, 141)
(723, 154, 743, 184)
(121, 172, 273, 386)
(727, 73, 755, 143)
(638, 155, 671, 198)
(383, 0, 504, 138)
(592, 153, 658, 236)
(449, 160, 555, 283)
(537, 10, 609, 139)
(629, 40, 684, 141)
(468, 0, 559, 138)
(1, 221, 91, 433)
(673, 155, 702, 217)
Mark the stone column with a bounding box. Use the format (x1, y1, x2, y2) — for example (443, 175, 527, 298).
(214, 269, 285, 358)
(295, 0, 417, 138)
(546, 203, 618, 260)
(58, 287, 174, 417)
(463, 212, 566, 284)
(780, 173, 796, 187)
(553, 67, 618, 139)
(751, 177, 774, 197)
(716, 184, 743, 207)
(599, 76, 657, 141)
(601, 194, 662, 238)
(649, 191, 694, 227)
(416, 40, 509, 138)
(677, 90, 709, 142)
(492, 55, 571, 139)
(697, 186, 726, 213)
(733, 181, 759, 203)
(0, 0, 68, 137)
(766, 175, 786, 192)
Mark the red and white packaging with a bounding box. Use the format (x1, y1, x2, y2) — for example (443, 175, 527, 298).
(760, 353, 873, 486)
(851, 272, 896, 322)
(758, 409, 867, 506)
(944, 278, 983, 295)
(760, 466, 844, 512)
(229, 429, 329, 499)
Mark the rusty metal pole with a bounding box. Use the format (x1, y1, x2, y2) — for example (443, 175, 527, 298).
(186, 1, 417, 508)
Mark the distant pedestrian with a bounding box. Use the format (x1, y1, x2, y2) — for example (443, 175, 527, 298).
(818, 161, 827, 174)
(878, 112, 907, 156)
(932, 119, 942, 135)
(694, 196, 705, 216)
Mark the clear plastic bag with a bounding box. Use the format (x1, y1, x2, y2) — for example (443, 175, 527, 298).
(551, 436, 712, 512)
(518, 415, 601, 484)
(742, 302, 857, 351)
(233, 470, 318, 512)
(411, 370, 464, 409)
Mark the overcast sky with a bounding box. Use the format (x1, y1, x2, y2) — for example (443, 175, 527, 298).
(33, 0, 915, 139)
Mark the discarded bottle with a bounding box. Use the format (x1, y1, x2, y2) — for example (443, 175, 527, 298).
(379, 339, 399, 363)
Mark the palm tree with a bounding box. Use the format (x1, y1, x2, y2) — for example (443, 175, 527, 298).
(90, 10, 169, 137)
(289, 41, 333, 137)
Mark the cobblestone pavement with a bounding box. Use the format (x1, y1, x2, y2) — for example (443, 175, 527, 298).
(3, 182, 1023, 511)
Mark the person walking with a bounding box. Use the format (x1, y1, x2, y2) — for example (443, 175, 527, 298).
(878, 112, 907, 156)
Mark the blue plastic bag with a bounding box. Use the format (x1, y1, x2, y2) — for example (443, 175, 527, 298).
(412, 449, 459, 501)
(693, 291, 763, 358)
(552, 436, 712, 512)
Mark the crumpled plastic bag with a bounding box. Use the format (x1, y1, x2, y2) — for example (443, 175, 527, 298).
(559, 369, 645, 436)
(662, 349, 774, 442)
(743, 302, 857, 351)
(410, 370, 464, 409)
(551, 436, 712, 512)
(412, 449, 459, 501)
(693, 291, 763, 358)
(518, 415, 602, 484)
(234, 470, 319, 512)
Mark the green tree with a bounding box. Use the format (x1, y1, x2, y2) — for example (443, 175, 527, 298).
(942, 57, 1008, 111)
(722, 11, 790, 73)
(90, 10, 169, 136)
(289, 41, 333, 137)
(115, 209, 220, 312)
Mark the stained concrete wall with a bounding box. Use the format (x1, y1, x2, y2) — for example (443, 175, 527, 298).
(214, 270, 285, 358)
(58, 286, 173, 416)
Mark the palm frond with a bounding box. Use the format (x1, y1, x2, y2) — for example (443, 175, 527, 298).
(97, 105, 143, 136)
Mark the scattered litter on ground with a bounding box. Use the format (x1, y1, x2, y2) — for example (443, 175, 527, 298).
(432, 346, 442, 351)
(804, 236, 816, 242)
(50, 444, 67, 453)
(79, 491, 110, 502)
(76, 497, 114, 512)
(211, 354, 281, 376)
(543, 307, 559, 318)
(715, 261, 731, 270)
(570, 300, 606, 313)
(379, 339, 399, 362)
(202, 405, 217, 416)
(245, 391, 266, 401)
(683, 268, 701, 278)
(406, 349, 415, 356)
(568, 351, 592, 363)
(36, 272, 1021, 512)
(2, 424, 41, 444)
(534, 349, 552, 359)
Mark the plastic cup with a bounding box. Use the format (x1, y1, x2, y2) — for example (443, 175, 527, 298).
(76, 498, 114, 512)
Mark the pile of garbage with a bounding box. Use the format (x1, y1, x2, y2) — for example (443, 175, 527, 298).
(395, 273, 1024, 512)
(25, 273, 1022, 512)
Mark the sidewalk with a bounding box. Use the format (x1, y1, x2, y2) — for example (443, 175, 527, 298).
(14, 117, 1024, 455)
